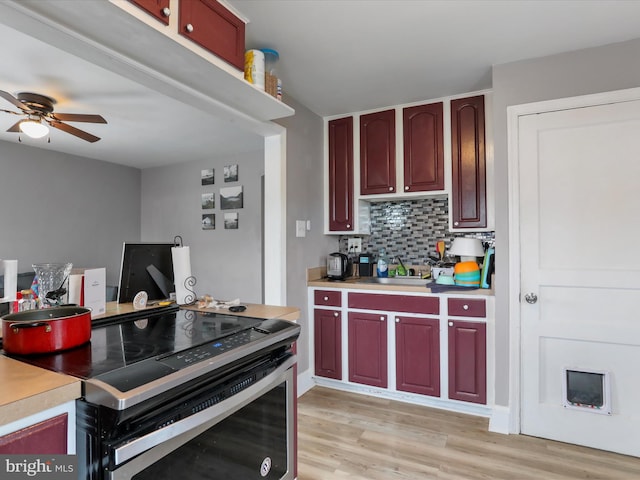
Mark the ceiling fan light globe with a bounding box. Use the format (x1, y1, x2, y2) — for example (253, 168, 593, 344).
(20, 120, 49, 139)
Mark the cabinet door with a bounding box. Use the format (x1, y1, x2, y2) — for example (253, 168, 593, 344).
(314, 309, 342, 380)
(450, 95, 487, 228)
(348, 312, 387, 387)
(128, 0, 171, 24)
(179, 0, 245, 70)
(360, 109, 396, 195)
(396, 316, 440, 397)
(328, 116, 354, 231)
(0, 414, 68, 454)
(448, 320, 486, 404)
(403, 102, 444, 192)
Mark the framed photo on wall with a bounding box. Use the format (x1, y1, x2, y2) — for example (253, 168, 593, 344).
(201, 192, 214, 209)
(220, 186, 243, 209)
(201, 168, 214, 185)
(224, 212, 239, 229)
(202, 214, 215, 230)
(223, 164, 239, 182)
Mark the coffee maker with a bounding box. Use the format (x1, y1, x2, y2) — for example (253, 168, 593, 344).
(357, 253, 374, 277)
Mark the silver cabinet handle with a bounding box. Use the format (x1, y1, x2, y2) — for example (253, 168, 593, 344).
(463, 304, 469, 310)
(323, 296, 329, 301)
(448, 321, 454, 327)
(404, 186, 409, 191)
(333, 312, 339, 317)
(162, 7, 171, 17)
(380, 316, 385, 321)
(395, 317, 399, 323)
(524, 293, 538, 304)
(388, 186, 394, 191)
(454, 221, 459, 226)
(185, 23, 194, 33)
(346, 224, 351, 229)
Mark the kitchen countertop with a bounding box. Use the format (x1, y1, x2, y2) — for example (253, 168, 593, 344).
(307, 266, 494, 296)
(0, 301, 299, 430)
(0, 356, 81, 427)
(181, 303, 300, 322)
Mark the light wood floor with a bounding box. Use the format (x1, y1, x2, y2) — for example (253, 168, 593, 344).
(297, 386, 640, 479)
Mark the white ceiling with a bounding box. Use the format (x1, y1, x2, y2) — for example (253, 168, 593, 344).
(230, 0, 640, 116)
(1, 0, 640, 168)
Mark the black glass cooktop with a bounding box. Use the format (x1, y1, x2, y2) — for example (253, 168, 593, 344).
(7, 309, 263, 379)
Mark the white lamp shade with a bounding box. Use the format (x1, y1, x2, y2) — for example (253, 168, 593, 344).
(448, 237, 485, 258)
(20, 120, 49, 139)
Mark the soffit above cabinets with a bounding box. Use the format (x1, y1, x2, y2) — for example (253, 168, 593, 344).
(0, 0, 293, 168)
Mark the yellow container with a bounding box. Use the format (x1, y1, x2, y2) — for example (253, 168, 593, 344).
(244, 49, 265, 90)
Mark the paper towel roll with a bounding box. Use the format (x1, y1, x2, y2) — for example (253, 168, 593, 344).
(0, 259, 18, 303)
(171, 246, 192, 305)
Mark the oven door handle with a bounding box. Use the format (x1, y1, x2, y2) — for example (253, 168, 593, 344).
(111, 355, 295, 467)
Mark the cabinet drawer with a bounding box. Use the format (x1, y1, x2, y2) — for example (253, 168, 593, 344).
(314, 290, 342, 307)
(348, 293, 439, 315)
(448, 298, 486, 317)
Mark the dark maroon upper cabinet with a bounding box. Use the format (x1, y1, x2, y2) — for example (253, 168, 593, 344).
(403, 102, 444, 192)
(179, 0, 246, 70)
(128, 0, 171, 24)
(348, 312, 387, 388)
(448, 320, 486, 404)
(314, 309, 342, 380)
(450, 95, 487, 229)
(396, 316, 440, 397)
(360, 109, 396, 195)
(328, 116, 354, 231)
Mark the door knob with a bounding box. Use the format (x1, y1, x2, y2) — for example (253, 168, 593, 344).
(524, 293, 538, 304)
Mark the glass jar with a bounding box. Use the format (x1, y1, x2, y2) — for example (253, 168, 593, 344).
(32, 262, 72, 308)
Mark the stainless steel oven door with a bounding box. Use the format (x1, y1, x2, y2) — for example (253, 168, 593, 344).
(108, 358, 295, 480)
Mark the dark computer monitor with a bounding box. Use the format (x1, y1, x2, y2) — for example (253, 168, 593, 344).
(117, 243, 175, 303)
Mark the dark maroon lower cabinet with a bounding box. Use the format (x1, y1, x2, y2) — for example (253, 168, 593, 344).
(0, 414, 68, 454)
(314, 309, 342, 380)
(348, 312, 387, 388)
(395, 316, 440, 397)
(448, 320, 486, 404)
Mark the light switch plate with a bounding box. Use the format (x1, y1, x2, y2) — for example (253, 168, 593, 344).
(296, 220, 306, 237)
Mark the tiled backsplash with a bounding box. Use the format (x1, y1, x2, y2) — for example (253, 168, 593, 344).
(339, 197, 494, 264)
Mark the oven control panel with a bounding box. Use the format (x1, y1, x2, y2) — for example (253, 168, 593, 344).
(159, 328, 269, 369)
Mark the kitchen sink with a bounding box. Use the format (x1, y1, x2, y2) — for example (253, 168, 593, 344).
(357, 276, 428, 286)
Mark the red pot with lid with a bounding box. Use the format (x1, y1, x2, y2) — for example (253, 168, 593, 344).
(2, 306, 91, 355)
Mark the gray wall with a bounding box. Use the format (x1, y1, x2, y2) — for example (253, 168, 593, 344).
(277, 95, 338, 376)
(0, 140, 140, 285)
(140, 150, 264, 304)
(492, 37, 640, 406)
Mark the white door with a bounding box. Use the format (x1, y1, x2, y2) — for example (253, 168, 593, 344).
(518, 97, 640, 456)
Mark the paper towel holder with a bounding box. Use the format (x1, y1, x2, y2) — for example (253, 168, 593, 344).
(172, 234, 197, 305)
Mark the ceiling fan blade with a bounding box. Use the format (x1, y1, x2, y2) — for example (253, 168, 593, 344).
(49, 120, 101, 143)
(6, 120, 22, 132)
(0, 90, 31, 112)
(51, 113, 107, 124)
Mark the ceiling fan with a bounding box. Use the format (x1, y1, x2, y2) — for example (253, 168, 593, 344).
(0, 90, 107, 143)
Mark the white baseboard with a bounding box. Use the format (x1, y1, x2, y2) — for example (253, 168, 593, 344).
(296, 369, 314, 397)
(489, 405, 512, 434)
(311, 377, 493, 418)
